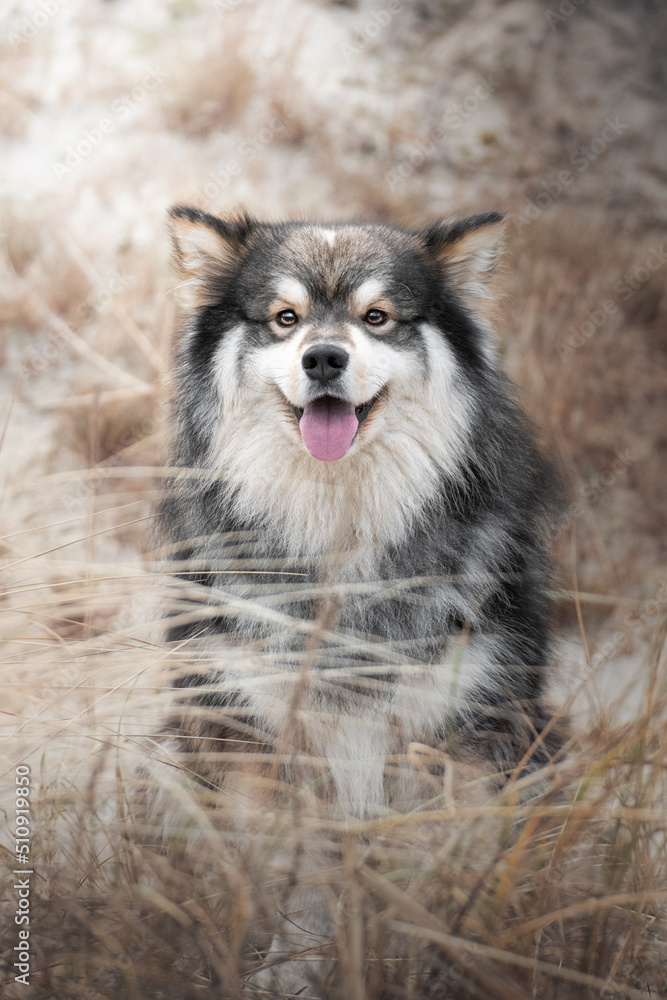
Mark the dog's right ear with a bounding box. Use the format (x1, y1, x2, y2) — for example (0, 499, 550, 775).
(421, 212, 505, 302)
(168, 206, 255, 310)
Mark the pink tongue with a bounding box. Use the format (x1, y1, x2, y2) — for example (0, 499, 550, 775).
(299, 397, 359, 461)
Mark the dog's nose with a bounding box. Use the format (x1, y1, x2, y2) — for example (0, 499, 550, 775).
(301, 344, 349, 383)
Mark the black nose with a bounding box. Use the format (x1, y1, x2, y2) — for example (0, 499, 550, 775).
(301, 344, 349, 383)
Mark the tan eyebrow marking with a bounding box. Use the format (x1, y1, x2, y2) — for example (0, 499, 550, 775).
(268, 277, 312, 318)
(349, 277, 396, 318)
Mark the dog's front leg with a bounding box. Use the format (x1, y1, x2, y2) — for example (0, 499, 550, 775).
(247, 872, 334, 998)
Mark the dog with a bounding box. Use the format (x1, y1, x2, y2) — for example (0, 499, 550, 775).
(154, 205, 563, 991)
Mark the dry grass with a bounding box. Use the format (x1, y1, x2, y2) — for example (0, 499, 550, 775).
(1, 0, 666, 996)
(1, 561, 665, 998)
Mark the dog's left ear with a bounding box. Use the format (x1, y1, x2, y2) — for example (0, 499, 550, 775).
(422, 212, 505, 299)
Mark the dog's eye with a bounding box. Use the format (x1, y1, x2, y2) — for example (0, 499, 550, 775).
(275, 309, 298, 327)
(364, 309, 388, 326)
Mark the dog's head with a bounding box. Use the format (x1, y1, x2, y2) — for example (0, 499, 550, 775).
(168, 207, 505, 466)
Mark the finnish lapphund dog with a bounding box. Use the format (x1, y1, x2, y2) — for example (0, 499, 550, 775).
(153, 206, 565, 993)
(157, 206, 563, 824)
